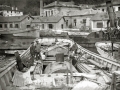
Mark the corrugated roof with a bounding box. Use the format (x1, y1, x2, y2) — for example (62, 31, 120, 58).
(0, 15, 31, 22)
(32, 16, 63, 23)
(91, 11, 120, 21)
(44, 1, 79, 8)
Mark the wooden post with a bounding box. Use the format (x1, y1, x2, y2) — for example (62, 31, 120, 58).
(0, 77, 7, 90)
(4, 74, 10, 86)
(111, 73, 116, 90)
(70, 58, 73, 84)
(8, 71, 12, 81)
(0, 85, 2, 90)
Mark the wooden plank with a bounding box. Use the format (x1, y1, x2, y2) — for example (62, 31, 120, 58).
(4, 74, 10, 86)
(0, 77, 7, 90)
(0, 85, 2, 90)
(0, 62, 16, 78)
(88, 59, 104, 68)
(8, 71, 12, 82)
(0, 60, 16, 73)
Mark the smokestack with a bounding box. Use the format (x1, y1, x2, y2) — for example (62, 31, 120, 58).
(106, 0, 116, 27)
(40, 0, 43, 16)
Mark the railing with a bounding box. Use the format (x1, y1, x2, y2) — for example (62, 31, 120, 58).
(77, 44, 120, 73)
(0, 60, 16, 90)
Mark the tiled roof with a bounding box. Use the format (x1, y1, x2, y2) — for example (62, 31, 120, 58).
(0, 15, 31, 22)
(0, 5, 11, 11)
(91, 11, 120, 21)
(68, 9, 102, 16)
(91, 12, 108, 21)
(32, 16, 64, 23)
(44, 1, 79, 8)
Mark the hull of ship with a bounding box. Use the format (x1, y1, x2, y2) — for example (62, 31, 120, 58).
(95, 41, 120, 62)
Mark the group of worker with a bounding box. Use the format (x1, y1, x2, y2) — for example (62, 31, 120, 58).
(30, 40, 41, 61)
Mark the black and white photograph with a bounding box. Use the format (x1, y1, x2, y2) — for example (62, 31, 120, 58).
(0, 0, 120, 90)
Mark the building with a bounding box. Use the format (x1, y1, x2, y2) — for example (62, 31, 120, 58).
(0, 15, 33, 31)
(43, 1, 81, 17)
(64, 9, 102, 31)
(31, 16, 66, 30)
(90, 11, 120, 31)
(95, 1, 120, 12)
(0, 5, 23, 17)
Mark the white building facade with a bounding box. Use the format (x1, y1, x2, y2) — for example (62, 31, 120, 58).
(0, 5, 23, 17)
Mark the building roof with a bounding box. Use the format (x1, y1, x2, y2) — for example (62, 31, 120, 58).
(0, 5, 21, 11)
(0, 29, 37, 34)
(0, 15, 32, 23)
(68, 9, 102, 16)
(32, 16, 64, 23)
(95, 0, 120, 8)
(91, 11, 120, 21)
(44, 1, 80, 8)
(0, 5, 11, 11)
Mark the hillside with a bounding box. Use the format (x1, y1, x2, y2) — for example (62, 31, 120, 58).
(0, 0, 119, 15)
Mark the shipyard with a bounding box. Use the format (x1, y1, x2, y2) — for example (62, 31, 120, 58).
(0, 0, 120, 90)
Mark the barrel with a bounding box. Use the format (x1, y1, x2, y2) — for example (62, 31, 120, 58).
(55, 53, 64, 62)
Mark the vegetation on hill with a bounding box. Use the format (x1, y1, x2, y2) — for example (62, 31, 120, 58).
(0, 0, 119, 15)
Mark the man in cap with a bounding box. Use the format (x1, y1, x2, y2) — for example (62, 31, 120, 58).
(35, 40, 41, 60)
(30, 42, 35, 65)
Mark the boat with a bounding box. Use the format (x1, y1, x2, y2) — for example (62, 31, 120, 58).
(0, 28, 39, 54)
(94, 0, 120, 63)
(1, 37, 120, 90)
(95, 41, 120, 63)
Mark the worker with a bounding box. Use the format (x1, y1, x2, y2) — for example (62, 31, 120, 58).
(35, 40, 41, 60)
(30, 42, 35, 58)
(30, 42, 35, 66)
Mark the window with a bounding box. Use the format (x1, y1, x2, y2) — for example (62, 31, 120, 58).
(83, 19, 86, 23)
(46, 11, 47, 16)
(102, 9, 104, 12)
(27, 25, 30, 28)
(28, 17, 30, 20)
(61, 24, 63, 29)
(48, 24, 53, 29)
(74, 19, 76, 26)
(0, 24, 2, 28)
(95, 32, 99, 38)
(15, 24, 19, 28)
(10, 24, 13, 28)
(66, 20, 68, 26)
(118, 7, 120, 11)
(51, 10, 53, 15)
(4, 24, 7, 28)
(97, 22, 103, 28)
(42, 24, 44, 29)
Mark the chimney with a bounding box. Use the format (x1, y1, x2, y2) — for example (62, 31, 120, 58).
(57, 0, 59, 4)
(12, 7, 14, 10)
(16, 7, 18, 10)
(40, 0, 43, 16)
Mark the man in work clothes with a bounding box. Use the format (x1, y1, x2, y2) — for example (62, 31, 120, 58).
(35, 40, 41, 60)
(30, 42, 35, 65)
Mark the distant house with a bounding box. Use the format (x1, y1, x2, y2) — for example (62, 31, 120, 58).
(43, 1, 81, 17)
(64, 9, 101, 31)
(0, 5, 23, 17)
(90, 11, 120, 31)
(95, 1, 120, 12)
(0, 15, 34, 31)
(31, 16, 66, 30)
